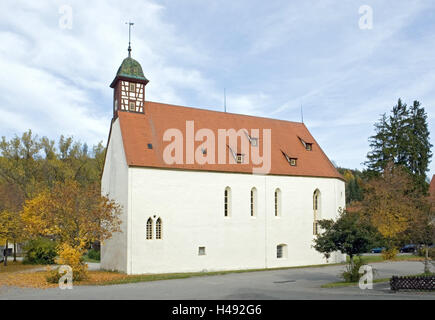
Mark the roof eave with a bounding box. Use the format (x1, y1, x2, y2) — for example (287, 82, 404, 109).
(110, 75, 150, 88)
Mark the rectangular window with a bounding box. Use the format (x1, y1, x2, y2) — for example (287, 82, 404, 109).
(277, 245, 283, 258)
(289, 158, 297, 166)
(306, 143, 312, 151)
(129, 102, 135, 111)
(198, 247, 206, 256)
(130, 83, 135, 91)
(236, 154, 244, 164)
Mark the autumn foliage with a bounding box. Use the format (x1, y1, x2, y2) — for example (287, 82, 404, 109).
(20, 180, 121, 280)
(21, 180, 121, 249)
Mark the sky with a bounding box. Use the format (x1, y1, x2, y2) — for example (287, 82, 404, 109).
(0, 0, 434, 178)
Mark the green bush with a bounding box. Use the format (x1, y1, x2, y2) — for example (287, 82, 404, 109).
(86, 248, 100, 261)
(23, 238, 57, 265)
(341, 258, 366, 283)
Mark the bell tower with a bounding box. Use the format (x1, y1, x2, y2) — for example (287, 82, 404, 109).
(110, 22, 149, 118)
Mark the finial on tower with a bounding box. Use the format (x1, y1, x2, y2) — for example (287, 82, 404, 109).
(125, 21, 134, 57)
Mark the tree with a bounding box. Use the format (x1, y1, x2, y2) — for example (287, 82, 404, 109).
(313, 209, 378, 266)
(338, 168, 364, 204)
(358, 163, 421, 253)
(401, 192, 435, 274)
(21, 180, 121, 279)
(364, 99, 432, 194)
(21, 180, 122, 250)
(0, 210, 23, 266)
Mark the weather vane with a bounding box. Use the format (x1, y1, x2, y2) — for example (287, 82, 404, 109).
(126, 21, 134, 57)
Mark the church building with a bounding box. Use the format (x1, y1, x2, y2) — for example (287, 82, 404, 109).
(101, 48, 346, 274)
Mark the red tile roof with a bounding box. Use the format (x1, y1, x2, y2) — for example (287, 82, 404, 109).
(116, 101, 343, 180)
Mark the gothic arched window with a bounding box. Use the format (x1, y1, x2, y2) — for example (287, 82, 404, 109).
(156, 218, 162, 239)
(224, 187, 231, 217)
(251, 187, 257, 217)
(274, 188, 281, 217)
(146, 218, 153, 240)
(313, 189, 321, 235)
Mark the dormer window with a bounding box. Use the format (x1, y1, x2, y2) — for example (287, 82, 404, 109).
(299, 137, 313, 151)
(251, 137, 258, 147)
(228, 146, 244, 164)
(245, 131, 258, 147)
(236, 154, 244, 164)
(281, 151, 297, 166)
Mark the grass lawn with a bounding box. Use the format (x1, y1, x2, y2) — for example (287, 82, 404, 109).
(0, 254, 428, 289)
(0, 260, 45, 273)
(82, 254, 100, 263)
(346, 254, 423, 264)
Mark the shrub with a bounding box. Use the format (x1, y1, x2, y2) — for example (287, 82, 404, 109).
(23, 238, 57, 265)
(87, 248, 100, 261)
(46, 243, 88, 283)
(341, 258, 366, 283)
(381, 248, 398, 260)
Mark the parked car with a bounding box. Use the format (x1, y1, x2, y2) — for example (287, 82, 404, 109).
(400, 244, 418, 253)
(370, 247, 385, 253)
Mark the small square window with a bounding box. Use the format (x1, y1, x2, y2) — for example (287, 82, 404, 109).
(198, 247, 206, 256)
(236, 154, 244, 164)
(306, 143, 312, 151)
(147, 143, 153, 149)
(289, 158, 297, 166)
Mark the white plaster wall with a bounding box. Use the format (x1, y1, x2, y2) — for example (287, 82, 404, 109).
(128, 167, 346, 274)
(100, 119, 130, 273)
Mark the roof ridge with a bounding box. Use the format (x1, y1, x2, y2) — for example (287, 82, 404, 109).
(146, 100, 306, 126)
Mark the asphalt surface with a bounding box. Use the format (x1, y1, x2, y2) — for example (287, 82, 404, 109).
(1, 260, 434, 300)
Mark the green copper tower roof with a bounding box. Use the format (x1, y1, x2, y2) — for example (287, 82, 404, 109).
(116, 57, 148, 81)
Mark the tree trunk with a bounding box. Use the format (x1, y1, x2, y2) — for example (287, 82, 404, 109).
(3, 239, 8, 266)
(13, 241, 17, 262)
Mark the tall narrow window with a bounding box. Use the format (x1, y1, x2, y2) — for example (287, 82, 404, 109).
(156, 218, 162, 239)
(146, 218, 153, 240)
(274, 188, 281, 217)
(224, 187, 231, 217)
(313, 189, 321, 235)
(250, 187, 257, 217)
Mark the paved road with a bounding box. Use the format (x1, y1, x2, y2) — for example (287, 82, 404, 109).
(1, 261, 434, 300)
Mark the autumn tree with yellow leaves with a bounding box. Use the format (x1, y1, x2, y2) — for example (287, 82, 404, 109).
(21, 180, 121, 278)
(357, 163, 427, 258)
